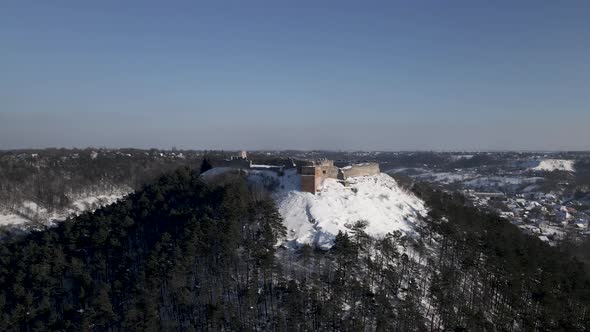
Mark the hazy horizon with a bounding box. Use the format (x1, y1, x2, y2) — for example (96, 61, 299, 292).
(1, 142, 589, 154)
(2, 1, 589, 151)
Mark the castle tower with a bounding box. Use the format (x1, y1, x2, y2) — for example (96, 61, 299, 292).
(300, 166, 322, 194)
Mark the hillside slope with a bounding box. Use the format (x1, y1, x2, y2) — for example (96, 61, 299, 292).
(205, 168, 427, 248)
(0, 190, 130, 227)
(0, 149, 204, 228)
(267, 170, 426, 248)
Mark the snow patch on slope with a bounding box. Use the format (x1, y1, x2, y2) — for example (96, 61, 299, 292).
(0, 213, 30, 227)
(248, 169, 426, 249)
(0, 190, 130, 228)
(200, 167, 235, 180)
(531, 159, 575, 172)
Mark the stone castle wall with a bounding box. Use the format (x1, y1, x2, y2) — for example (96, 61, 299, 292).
(299, 162, 380, 194)
(209, 156, 379, 194)
(340, 163, 380, 180)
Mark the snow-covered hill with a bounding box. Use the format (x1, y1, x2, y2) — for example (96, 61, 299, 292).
(245, 169, 427, 249)
(530, 159, 575, 172)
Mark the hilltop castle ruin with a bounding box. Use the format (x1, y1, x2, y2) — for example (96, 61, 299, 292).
(298, 159, 380, 194)
(209, 152, 380, 194)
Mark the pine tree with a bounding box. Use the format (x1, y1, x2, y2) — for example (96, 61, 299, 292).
(199, 158, 213, 174)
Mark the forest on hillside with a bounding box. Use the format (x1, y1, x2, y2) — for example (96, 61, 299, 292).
(0, 149, 204, 215)
(0, 167, 589, 331)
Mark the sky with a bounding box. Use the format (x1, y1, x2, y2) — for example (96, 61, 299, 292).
(1, 0, 589, 151)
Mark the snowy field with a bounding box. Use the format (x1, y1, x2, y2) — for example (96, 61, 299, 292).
(388, 167, 545, 193)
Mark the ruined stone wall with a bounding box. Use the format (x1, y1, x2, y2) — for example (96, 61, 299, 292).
(299, 161, 380, 194)
(340, 163, 380, 179)
(318, 165, 339, 180)
(303, 165, 340, 193)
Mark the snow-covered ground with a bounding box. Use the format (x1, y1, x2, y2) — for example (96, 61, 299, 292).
(390, 167, 546, 193)
(0, 213, 30, 227)
(0, 190, 130, 228)
(414, 171, 478, 184)
(247, 169, 426, 249)
(530, 159, 575, 172)
(200, 167, 235, 180)
(463, 176, 543, 189)
(68, 193, 127, 215)
(201, 168, 427, 249)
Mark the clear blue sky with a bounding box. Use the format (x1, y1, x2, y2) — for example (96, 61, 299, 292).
(1, 0, 589, 150)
